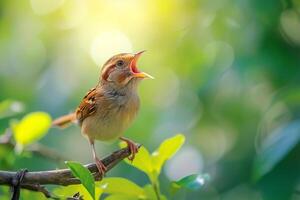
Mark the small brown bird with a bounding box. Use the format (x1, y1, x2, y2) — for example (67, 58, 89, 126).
(52, 51, 153, 175)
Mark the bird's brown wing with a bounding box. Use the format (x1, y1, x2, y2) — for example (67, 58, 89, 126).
(76, 87, 99, 124)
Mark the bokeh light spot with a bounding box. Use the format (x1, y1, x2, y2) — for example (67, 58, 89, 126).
(90, 30, 133, 66)
(280, 9, 300, 45)
(203, 41, 235, 69)
(165, 146, 203, 180)
(30, 0, 65, 15)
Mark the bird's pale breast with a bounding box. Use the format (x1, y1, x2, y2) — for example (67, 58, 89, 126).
(81, 91, 140, 141)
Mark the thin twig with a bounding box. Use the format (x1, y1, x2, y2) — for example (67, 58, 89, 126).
(0, 129, 68, 163)
(27, 143, 68, 163)
(0, 145, 140, 195)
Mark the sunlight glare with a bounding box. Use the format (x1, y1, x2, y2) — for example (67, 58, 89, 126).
(90, 30, 133, 66)
(30, 0, 65, 15)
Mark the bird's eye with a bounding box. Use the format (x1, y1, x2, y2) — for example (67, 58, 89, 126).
(116, 60, 124, 67)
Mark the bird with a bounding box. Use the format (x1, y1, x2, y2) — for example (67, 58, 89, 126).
(52, 51, 153, 175)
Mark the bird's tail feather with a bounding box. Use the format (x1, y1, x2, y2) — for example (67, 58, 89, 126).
(52, 113, 76, 128)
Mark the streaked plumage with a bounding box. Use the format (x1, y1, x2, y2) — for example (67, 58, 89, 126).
(52, 51, 153, 175)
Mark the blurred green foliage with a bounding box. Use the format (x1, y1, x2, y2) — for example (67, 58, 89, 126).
(1, 0, 300, 199)
(0, 100, 24, 119)
(171, 174, 210, 193)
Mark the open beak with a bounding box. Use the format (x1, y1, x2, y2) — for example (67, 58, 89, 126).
(130, 50, 154, 79)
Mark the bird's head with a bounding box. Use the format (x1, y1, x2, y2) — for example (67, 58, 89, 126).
(100, 51, 153, 88)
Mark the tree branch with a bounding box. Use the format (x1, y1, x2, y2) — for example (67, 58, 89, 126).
(0, 145, 140, 198)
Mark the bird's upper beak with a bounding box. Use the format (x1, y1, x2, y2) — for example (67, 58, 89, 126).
(130, 51, 154, 79)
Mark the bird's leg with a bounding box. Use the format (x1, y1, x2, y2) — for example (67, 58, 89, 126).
(89, 139, 107, 176)
(119, 137, 139, 161)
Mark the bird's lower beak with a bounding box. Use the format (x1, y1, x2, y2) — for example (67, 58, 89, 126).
(133, 71, 154, 79)
(130, 51, 154, 79)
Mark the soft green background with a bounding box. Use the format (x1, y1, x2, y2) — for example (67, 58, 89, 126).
(1, 0, 300, 199)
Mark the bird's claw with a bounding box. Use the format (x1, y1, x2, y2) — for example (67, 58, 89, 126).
(95, 158, 107, 177)
(128, 142, 139, 161)
(120, 137, 139, 162)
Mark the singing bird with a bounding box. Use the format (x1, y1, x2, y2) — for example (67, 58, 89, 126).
(52, 51, 153, 175)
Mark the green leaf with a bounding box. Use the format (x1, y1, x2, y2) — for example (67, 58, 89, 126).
(66, 161, 95, 200)
(20, 189, 48, 200)
(171, 174, 210, 193)
(0, 186, 11, 200)
(53, 184, 102, 200)
(12, 112, 52, 147)
(99, 177, 145, 198)
(253, 120, 300, 180)
(143, 184, 167, 200)
(152, 134, 185, 173)
(120, 134, 186, 184)
(119, 142, 153, 175)
(104, 194, 138, 200)
(0, 100, 25, 119)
